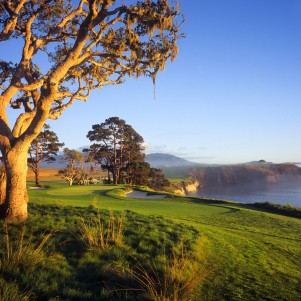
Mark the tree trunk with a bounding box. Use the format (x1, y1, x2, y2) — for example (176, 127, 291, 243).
(112, 166, 117, 184)
(0, 166, 6, 206)
(35, 143, 40, 186)
(107, 169, 110, 184)
(0, 148, 29, 222)
(35, 163, 40, 186)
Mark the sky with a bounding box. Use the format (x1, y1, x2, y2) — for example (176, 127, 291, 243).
(4, 0, 301, 164)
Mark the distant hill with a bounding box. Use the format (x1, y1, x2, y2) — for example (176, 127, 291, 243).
(145, 153, 197, 168)
(39, 155, 65, 169)
(39, 152, 195, 170)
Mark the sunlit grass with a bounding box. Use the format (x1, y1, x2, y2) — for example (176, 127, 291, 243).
(1, 203, 203, 300)
(20, 181, 301, 300)
(120, 240, 207, 301)
(72, 210, 125, 251)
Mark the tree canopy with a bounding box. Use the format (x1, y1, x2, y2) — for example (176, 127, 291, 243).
(86, 116, 145, 184)
(0, 0, 183, 135)
(0, 0, 183, 222)
(86, 116, 171, 190)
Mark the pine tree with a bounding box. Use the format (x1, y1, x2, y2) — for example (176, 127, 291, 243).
(28, 124, 64, 186)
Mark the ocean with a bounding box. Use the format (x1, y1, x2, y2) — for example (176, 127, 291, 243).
(188, 179, 301, 207)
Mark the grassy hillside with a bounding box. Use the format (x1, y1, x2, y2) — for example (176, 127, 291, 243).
(27, 168, 60, 182)
(0, 178, 300, 300)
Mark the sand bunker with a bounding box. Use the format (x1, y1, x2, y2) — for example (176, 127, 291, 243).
(29, 186, 46, 190)
(125, 190, 166, 199)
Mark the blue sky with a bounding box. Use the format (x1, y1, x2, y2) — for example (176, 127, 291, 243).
(6, 0, 301, 164)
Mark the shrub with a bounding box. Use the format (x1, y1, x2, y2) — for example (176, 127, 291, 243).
(72, 210, 125, 251)
(251, 202, 301, 218)
(116, 240, 206, 301)
(0, 223, 52, 273)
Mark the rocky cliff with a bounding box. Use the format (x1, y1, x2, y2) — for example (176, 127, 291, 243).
(168, 179, 199, 196)
(188, 162, 301, 188)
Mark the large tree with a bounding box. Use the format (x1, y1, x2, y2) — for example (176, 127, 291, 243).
(87, 116, 145, 184)
(28, 124, 64, 186)
(58, 148, 85, 186)
(0, 0, 183, 222)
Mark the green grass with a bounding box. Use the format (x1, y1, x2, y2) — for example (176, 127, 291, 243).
(1, 204, 201, 300)
(1, 180, 300, 300)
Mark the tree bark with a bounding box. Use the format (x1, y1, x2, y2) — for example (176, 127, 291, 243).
(0, 147, 29, 222)
(35, 164, 40, 186)
(107, 169, 111, 184)
(0, 167, 6, 206)
(35, 142, 40, 186)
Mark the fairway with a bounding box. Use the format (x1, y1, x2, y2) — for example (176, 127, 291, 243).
(27, 181, 301, 301)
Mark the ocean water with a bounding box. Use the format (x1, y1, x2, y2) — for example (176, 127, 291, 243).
(189, 179, 301, 207)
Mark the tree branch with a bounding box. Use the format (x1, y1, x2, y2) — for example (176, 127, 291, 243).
(12, 110, 36, 138)
(48, 87, 90, 120)
(0, 0, 27, 41)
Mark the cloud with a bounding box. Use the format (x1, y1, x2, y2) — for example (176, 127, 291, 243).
(183, 155, 216, 162)
(144, 143, 168, 154)
(197, 146, 208, 151)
